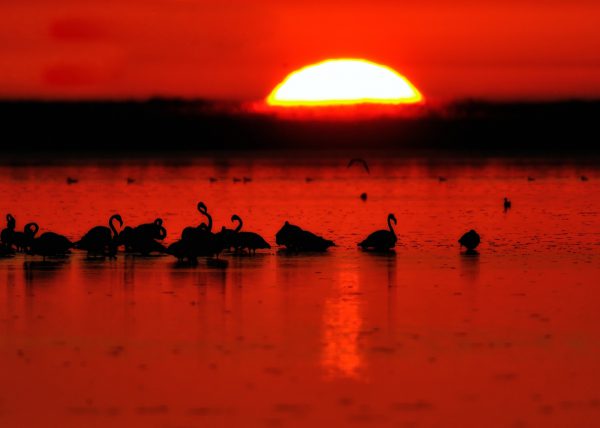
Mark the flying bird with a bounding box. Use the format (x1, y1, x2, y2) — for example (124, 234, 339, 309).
(348, 158, 370, 174)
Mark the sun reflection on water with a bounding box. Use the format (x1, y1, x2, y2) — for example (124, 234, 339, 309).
(321, 269, 364, 380)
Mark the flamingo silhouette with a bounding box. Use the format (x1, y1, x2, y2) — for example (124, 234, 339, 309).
(275, 221, 334, 252)
(75, 214, 123, 258)
(225, 215, 270, 254)
(358, 213, 397, 251)
(503, 197, 512, 211)
(13, 222, 39, 252)
(1, 214, 16, 249)
(174, 202, 223, 260)
(182, 202, 212, 241)
(30, 230, 74, 259)
(134, 218, 166, 240)
(220, 214, 243, 251)
(118, 218, 166, 255)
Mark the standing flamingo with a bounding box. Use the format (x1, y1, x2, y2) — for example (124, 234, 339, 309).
(182, 202, 212, 240)
(30, 230, 74, 259)
(13, 223, 39, 252)
(276, 221, 335, 252)
(75, 214, 123, 258)
(358, 213, 397, 251)
(1, 214, 16, 248)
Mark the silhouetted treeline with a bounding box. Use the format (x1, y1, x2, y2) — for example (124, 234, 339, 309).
(0, 99, 599, 156)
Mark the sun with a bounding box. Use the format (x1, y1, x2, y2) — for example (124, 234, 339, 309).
(267, 59, 423, 107)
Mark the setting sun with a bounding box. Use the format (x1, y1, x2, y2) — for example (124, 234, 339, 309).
(267, 59, 423, 107)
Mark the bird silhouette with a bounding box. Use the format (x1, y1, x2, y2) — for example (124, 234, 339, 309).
(13, 222, 39, 252)
(30, 231, 74, 259)
(348, 158, 370, 174)
(275, 221, 335, 252)
(134, 218, 167, 241)
(219, 214, 243, 251)
(75, 214, 123, 258)
(360, 192, 368, 201)
(1, 214, 16, 249)
(66, 177, 79, 184)
(581, 175, 589, 181)
(458, 229, 481, 254)
(177, 202, 223, 260)
(167, 239, 197, 264)
(358, 213, 397, 251)
(119, 218, 166, 255)
(225, 215, 270, 254)
(503, 197, 512, 211)
(182, 202, 212, 240)
(234, 232, 271, 254)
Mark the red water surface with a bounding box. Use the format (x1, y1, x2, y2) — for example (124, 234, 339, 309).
(1, 157, 600, 427)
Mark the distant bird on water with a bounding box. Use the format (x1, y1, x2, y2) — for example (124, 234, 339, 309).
(503, 197, 512, 211)
(348, 158, 370, 174)
(360, 192, 368, 201)
(581, 175, 589, 181)
(527, 176, 535, 182)
(438, 176, 447, 182)
(66, 177, 79, 185)
(458, 230, 480, 254)
(358, 213, 397, 251)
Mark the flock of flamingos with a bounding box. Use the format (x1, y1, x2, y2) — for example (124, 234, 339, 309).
(0, 199, 483, 265)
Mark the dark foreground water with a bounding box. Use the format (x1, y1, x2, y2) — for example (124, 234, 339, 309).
(1, 157, 599, 427)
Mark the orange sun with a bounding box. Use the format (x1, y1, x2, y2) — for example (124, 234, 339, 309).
(267, 59, 423, 107)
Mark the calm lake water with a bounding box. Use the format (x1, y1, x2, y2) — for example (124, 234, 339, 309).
(1, 156, 600, 427)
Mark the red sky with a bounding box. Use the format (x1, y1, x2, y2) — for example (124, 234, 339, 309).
(1, 0, 600, 101)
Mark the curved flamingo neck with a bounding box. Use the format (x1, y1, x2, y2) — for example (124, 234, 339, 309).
(109, 215, 121, 239)
(26, 223, 39, 237)
(388, 216, 396, 234)
(234, 216, 243, 232)
(199, 209, 212, 232)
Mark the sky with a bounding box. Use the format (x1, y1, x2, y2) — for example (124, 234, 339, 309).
(1, 0, 600, 101)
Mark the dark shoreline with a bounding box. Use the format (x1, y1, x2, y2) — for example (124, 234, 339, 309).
(1, 99, 599, 157)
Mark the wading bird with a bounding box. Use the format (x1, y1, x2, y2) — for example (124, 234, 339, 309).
(276, 221, 335, 252)
(358, 213, 397, 251)
(458, 230, 481, 254)
(75, 214, 123, 258)
(30, 231, 74, 259)
(13, 223, 39, 252)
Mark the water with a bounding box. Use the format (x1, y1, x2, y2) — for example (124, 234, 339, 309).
(1, 157, 599, 427)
